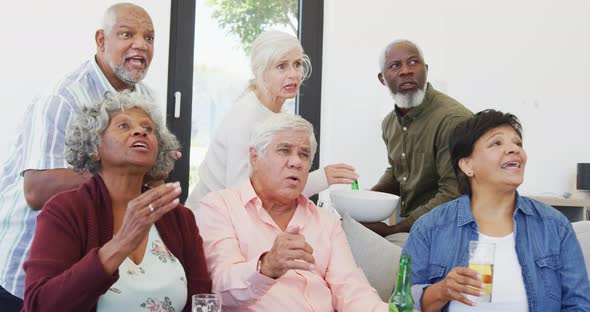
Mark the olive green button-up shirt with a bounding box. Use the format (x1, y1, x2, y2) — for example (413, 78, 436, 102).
(378, 83, 472, 225)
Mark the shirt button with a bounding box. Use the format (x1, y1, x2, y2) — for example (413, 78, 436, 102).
(402, 127, 407, 131)
(402, 201, 405, 205)
(401, 152, 406, 158)
(403, 176, 407, 181)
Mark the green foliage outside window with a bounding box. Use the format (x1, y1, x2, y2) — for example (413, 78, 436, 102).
(207, 0, 298, 51)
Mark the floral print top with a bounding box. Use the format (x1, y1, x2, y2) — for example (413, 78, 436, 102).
(97, 225, 187, 312)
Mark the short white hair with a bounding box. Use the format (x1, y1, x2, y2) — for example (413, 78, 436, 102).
(248, 30, 312, 92)
(378, 39, 425, 73)
(248, 113, 317, 176)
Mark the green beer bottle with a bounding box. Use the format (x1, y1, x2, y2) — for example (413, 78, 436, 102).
(351, 179, 359, 190)
(389, 254, 414, 312)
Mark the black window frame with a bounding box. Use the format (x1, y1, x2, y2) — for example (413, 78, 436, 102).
(166, 0, 324, 203)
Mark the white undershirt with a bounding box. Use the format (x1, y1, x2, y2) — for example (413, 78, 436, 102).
(449, 232, 528, 312)
(97, 225, 187, 312)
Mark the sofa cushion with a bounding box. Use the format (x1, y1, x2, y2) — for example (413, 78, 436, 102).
(385, 232, 409, 248)
(572, 221, 590, 276)
(341, 213, 402, 301)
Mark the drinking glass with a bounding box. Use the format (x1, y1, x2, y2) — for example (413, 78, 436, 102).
(192, 293, 221, 312)
(468, 241, 495, 303)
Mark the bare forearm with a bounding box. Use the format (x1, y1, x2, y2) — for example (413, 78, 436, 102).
(372, 168, 400, 195)
(97, 239, 130, 275)
(421, 283, 448, 312)
(24, 169, 92, 210)
(371, 181, 397, 194)
(394, 219, 411, 233)
(361, 219, 410, 236)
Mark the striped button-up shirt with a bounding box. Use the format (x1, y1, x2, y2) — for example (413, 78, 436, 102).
(0, 57, 152, 297)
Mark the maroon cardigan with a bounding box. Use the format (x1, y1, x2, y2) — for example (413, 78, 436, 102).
(23, 175, 212, 311)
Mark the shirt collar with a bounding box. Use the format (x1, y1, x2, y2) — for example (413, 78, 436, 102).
(514, 191, 533, 216)
(90, 55, 139, 95)
(456, 191, 532, 227)
(237, 179, 316, 230)
(91, 56, 118, 95)
(238, 179, 260, 207)
(456, 194, 476, 227)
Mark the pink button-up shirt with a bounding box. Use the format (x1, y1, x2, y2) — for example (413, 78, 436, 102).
(196, 181, 387, 312)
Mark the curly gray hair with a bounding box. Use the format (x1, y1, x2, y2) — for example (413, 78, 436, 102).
(65, 91, 180, 177)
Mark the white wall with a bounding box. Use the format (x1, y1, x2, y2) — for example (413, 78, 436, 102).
(0, 0, 170, 165)
(321, 0, 590, 199)
(1, 0, 587, 199)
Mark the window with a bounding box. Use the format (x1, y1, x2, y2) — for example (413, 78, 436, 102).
(166, 0, 324, 203)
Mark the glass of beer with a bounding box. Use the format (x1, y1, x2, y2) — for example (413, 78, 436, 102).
(468, 241, 495, 303)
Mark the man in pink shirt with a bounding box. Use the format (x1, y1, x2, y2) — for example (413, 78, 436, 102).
(196, 113, 388, 311)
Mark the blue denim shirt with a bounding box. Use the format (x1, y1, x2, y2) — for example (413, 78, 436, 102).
(402, 192, 590, 311)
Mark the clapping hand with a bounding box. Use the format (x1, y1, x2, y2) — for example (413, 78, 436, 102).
(98, 182, 182, 274)
(114, 182, 181, 253)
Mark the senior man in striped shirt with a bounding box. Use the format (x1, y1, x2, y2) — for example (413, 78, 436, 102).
(0, 3, 155, 310)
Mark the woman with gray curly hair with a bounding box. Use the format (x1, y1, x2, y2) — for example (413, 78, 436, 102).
(23, 92, 211, 312)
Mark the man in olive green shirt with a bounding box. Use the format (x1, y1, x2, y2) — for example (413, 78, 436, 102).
(366, 40, 472, 237)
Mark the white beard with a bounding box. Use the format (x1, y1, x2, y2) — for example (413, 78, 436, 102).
(104, 42, 148, 85)
(391, 86, 426, 108)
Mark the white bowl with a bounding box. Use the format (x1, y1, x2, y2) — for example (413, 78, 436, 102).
(330, 190, 399, 222)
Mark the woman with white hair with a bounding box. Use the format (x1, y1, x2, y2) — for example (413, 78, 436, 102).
(23, 92, 211, 311)
(187, 30, 358, 208)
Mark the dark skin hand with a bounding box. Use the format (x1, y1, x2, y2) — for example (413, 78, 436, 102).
(24, 169, 92, 210)
(98, 182, 182, 274)
(24, 152, 181, 210)
(370, 181, 397, 195)
(362, 219, 411, 237)
(361, 182, 410, 236)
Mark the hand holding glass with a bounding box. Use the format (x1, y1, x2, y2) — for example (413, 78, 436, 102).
(192, 294, 221, 312)
(468, 241, 495, 303)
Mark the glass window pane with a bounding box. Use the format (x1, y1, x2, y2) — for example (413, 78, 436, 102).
(189, 0, 300, 192)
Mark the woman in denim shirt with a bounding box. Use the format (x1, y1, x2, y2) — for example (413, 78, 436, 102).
(402, 110, 590, 312)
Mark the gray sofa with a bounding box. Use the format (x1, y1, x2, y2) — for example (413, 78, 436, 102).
(573, 221, 590, 275)
(341, 215, 590, 302)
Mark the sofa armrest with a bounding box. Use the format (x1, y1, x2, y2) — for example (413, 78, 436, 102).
(341, 214, 402, 301)
(573, 221, 590, 276)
